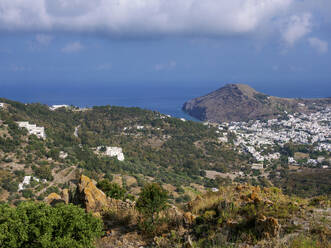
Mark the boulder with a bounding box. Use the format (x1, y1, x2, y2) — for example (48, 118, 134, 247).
(74, 175, 108, 213)
(45, 192, 65, 206)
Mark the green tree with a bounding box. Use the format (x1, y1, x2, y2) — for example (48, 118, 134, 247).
(136, 183, 168, 231)
(33, 166, 53, 181)
(96, 179, 126, 200)
(0, 202, 103, 248)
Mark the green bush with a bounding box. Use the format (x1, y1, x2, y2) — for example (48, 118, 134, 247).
(0, 202, 103, 248)
(21, 189, 34, 199)
(96, 179, 126, 200)
(136, 183, 168, 233)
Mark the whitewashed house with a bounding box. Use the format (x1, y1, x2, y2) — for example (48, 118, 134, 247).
(49, 105, 69, 111)
(97, 146, 125, 161)
(16, 121, 46, 139)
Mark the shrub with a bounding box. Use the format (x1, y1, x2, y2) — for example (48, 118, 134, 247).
(21, 189, 33, 199)
(33, 166, 53, 181)
(0, 202, 103, 248)
(136, 183, 168, 234)
(96, 179, 126, 200)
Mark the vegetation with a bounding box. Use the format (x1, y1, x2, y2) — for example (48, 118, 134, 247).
(0, 202, 103, 248)
(96, 179, 126, 200)
(136, 183, 168, 233)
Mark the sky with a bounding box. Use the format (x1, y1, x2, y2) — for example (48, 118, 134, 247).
(0, 0, 330, 96)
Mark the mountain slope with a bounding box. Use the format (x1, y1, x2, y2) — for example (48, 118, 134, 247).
(182, 83, 331, 122)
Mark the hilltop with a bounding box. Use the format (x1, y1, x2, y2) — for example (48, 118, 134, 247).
(182, 84, 331, 122)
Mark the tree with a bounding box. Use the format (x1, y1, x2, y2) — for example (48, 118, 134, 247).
(0, 202, 103, 248)
(96, 179, 126, 200)
(33, 165, 53, 181)
(136, 183, 168, 232)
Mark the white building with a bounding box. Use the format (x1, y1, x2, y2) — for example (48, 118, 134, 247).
(59, 151, 68, 159)
(97, 146, 125, 161)
(16, 121, 46, 139)
(49, 105, 69, 111)
(18, 176, 46, 191)
(0, 103, 4, 108)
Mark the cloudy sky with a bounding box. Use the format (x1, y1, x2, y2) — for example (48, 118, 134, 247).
(0, 0, 330, 95)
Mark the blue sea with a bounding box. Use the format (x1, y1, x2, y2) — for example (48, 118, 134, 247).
(1, 81, 330, 120)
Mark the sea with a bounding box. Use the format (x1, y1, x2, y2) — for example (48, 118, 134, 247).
(1, 81, 330, 121)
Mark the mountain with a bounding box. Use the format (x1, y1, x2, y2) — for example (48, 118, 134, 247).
(183, 83, 331, 122)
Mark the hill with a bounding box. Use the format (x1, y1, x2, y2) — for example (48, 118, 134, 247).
(182, 83, 331, 122)
(0, 97, 330, 247)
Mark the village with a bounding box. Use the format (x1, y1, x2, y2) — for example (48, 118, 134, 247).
(216, 106, 330, 168)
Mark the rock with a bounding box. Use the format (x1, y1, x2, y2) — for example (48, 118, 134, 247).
(61, 188, 70, 204)
(45, 192, 65, 206)
(74, 175, 108, 213)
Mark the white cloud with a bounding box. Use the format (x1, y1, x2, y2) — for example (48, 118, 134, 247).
(282, 13, 312, 46)
(0, 0, 292, 37)
(61, 41, 84, 53)
(308, 37, 328, 53)
(154, 61, 177, 71)
(35, 34, 53, 45)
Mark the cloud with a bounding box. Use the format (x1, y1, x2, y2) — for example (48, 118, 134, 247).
(308, 37, 328, 53)
(35, 34, 53, 45)
(0, 0, 292, 37)
(154, 61, 177, 71)
(61, 41, 84, 53)
(282, 13, 312, 46)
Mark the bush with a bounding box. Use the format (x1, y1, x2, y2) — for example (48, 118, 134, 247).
(136, 183, 168, 233)
(33, 166, 53, 181)
(96, 179, 126, 200)
(0, 202, 103, 248)
(21, 189, 33, 199)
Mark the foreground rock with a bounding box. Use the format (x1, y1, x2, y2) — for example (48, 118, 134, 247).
(74, 175, 108, 213)
(45, 175, 108, 214)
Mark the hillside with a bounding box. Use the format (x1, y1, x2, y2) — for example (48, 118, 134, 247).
(0, 98, 251, 205)
(0, 97, 330, 247)
(182, 84, 331, 122)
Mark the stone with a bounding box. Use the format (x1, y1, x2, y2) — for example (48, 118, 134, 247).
(45, 192, 65, 206)
(61, 188, 70, 204)
(74, 175, 108, 213)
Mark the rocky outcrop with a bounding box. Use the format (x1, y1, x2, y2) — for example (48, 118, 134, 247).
(183, 83, 331, 122)
(45, 192, 65, 206)
(45, 175, 108, 215)
(74, 175, 108, 213)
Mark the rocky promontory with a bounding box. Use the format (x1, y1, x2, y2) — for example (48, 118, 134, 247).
(183, 83, 331, 122)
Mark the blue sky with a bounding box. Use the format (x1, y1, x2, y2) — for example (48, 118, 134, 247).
(0, 0, 330, 97)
